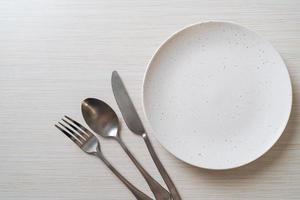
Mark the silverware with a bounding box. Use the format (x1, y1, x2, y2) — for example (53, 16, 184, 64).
(82, 99, 170, 200)
(111, 71, 181, 200)
(55, 116, 153, 200)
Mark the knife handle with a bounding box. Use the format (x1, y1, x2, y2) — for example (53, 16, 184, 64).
(142, 133, 182, 200)
(95, 150, 153, 200)
(116, 138, 171, 200)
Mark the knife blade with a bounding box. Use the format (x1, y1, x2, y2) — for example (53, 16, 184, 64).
(111, 71, 145, 135)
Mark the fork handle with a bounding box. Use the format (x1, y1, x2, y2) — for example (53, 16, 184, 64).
(95, 151, 153, 200)
(142, 133, 181, 200)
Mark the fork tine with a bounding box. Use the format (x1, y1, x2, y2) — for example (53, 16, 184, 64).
(62, 118, 88, 140)
(55, 124, 82, 147)
(64, 115, 93, 137)
(58, 122, 86, 143)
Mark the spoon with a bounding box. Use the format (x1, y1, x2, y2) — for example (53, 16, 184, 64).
(81, 98, 171, 200)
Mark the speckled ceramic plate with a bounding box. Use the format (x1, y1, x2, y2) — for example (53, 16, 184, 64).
(142, 21, 292, 169)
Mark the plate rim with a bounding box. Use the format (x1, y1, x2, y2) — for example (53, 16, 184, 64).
(142, 20, 293, 170)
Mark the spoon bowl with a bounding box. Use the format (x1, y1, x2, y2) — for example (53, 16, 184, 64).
(82, 98, 119, 138)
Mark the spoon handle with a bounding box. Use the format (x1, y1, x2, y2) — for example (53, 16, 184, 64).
(142, 133, 182, 200)
(117, 139, 171, 200)
(95, 150, 153, 200)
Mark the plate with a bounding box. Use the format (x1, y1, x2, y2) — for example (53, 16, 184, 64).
(142, 21, 292, 169)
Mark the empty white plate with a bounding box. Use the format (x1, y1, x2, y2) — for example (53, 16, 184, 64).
(143, 21, 292, 169)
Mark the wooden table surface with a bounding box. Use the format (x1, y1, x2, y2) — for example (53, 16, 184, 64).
(0, 0, 299, 199)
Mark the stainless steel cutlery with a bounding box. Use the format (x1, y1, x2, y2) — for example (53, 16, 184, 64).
(54, 71, 181, 200)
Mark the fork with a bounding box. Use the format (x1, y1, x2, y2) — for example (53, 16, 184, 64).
(55, 116, 153, 200)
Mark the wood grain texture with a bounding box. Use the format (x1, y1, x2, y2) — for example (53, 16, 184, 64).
(0, 0, 299, 199)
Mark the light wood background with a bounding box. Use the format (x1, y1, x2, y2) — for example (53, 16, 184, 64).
(0, 0, 299, 199)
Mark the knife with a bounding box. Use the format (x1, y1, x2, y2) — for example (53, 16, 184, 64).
(111, 71, 181, 200)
